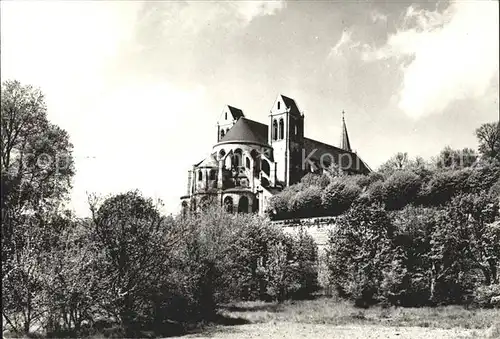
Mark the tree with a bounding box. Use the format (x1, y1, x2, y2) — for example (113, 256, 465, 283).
(88, 191, 174, 336)
(476, 122, 500, 160)
(326, 204, 394, 306)
(378, 152, 427, 176)
(1, 80, 74, 334)
(434, 146, 478, 169)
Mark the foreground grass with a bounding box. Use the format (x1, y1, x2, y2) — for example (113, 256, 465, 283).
(218, 297, 500, 330)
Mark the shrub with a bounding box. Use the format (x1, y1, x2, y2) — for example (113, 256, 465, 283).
(326, 204, 394, 306)
(465, 159, 500, 193)
(418, 168, 470, 206)
(321, 180, 362, 216)
(354, 172, 383, 188)
(361, 179, 386, 204)
(383, 170, 422, 210)
(473, 284, 500, 308)
(288, 185, 323, 218)
(300, 172, 331, 188)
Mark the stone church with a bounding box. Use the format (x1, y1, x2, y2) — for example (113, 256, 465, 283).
(180, 94, 371, 216)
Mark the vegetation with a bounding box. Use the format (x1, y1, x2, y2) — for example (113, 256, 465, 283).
(266, 128, 500, 219)
(1, 80, 499, 337)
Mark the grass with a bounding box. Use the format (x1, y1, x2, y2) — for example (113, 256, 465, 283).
(218, 297, 500, 330)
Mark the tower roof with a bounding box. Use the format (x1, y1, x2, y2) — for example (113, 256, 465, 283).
(226, 105, 244, 120)
(279, 94, 301, 115)
(340, 111, 352, 152)
(217, 117, 269, 146)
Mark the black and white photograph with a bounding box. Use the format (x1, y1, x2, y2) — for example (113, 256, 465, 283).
(1, 0, 499, 338)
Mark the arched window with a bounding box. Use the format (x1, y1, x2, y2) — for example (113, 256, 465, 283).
(233, 149, 242, 168)
(225, 112, 227, 120)
(224, 196, 233, 213)
(272, 119, 278, 141)
(294, 124, 298, 136)
(220, 129, 225, 139)
(238, 196, 249, 213)
(262, 159, 270, 176)
(279, 118, 284, 140)
(246, 157, 251, 169)
(277, 101, 280, 110)
(250, 149, 258, 159)
(209, 169, 216, 180)
(198, 170, 202, 181)
(218, 149, 226, 159)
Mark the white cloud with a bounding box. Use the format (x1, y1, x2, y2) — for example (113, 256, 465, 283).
(152, 0, 286, 35)
(330, 30, 360, 57)
(362, 1, 499, 119)
(371, 10, 388, 24)
(232, 1, 286, 24)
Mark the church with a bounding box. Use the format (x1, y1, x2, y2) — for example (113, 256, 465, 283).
(180, 94, 371, 216)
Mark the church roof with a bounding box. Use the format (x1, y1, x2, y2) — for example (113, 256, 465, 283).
(197, 153, 218, 168)
(218, 117, 269, 146)
(227, 105, 244, 120)
(303, 137, 370, 174)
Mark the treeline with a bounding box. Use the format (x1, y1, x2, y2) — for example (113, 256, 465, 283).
(3, 192, 319, 337)
(266, 136, 500, 220)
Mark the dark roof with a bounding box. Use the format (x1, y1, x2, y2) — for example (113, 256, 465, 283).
(340, 117, 352, 152)
(303, 137, 370, 174)
(280, 95, 301, 115)
(218, 117, 269, 145)
(227, 106, 244, 120)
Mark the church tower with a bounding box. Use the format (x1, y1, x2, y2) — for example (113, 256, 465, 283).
(340, 110, 352, 152)
(269, 94, 304, 186)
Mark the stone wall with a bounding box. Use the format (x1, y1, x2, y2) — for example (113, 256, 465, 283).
(272, 217, 338, 291)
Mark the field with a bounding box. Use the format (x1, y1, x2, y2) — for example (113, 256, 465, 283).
(178, 298, 500, 339)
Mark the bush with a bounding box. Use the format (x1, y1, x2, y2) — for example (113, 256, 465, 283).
(288, 185, 323, 218)
(361, 179, 386, 205)
(300, 172, 331, 188)
(326, 204, 394, 306)
(473, 284, 500, 308)
(383, 170, 422, 210)
(321, 180, 362, 216)
(180, 206, 319, 303)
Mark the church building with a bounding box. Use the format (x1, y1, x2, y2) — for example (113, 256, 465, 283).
(180, 94, 371, 216)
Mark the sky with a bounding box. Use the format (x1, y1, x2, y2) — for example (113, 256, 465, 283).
(1, 0, 499, 216)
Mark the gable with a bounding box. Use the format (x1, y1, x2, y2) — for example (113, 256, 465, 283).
(218, 105, 244, 125)
(271, 94, 301, 116)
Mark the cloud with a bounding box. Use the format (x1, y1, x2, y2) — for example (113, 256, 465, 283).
(232, 1, 286, 24)
(329, 30, 360, 57)
(371, 10, 388, 24)
(362, 1, 499, 119)
(145, 0, 286, 35)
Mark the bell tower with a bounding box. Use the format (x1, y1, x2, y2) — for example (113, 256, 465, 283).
(269, 94, 304, 186)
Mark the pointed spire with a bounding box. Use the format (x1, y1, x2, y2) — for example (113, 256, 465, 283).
(340, 110, 352, 152)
